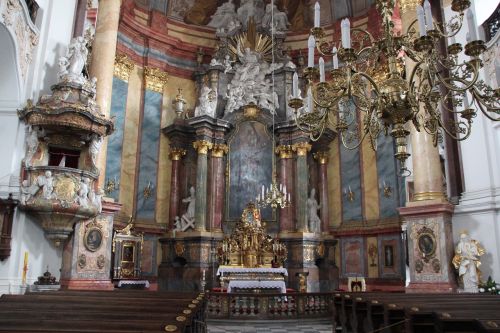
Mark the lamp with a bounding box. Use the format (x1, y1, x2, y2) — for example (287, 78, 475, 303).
(289, 0, 499, 176)
(256, 0, 291, 209)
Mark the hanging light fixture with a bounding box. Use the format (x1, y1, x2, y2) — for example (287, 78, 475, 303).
(256, 0, 291, 209)
(288, 0, 499, 176)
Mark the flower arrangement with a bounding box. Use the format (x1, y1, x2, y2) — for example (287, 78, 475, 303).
(479, 276, 500, 295)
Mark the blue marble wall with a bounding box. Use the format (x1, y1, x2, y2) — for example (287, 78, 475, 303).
(376, 135, 401, 218)
(105, 78, 129, 201)
(136, 90, 162, 220)
(340, 141, 363, 222)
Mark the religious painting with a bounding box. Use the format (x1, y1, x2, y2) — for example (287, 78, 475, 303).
(379, 237, 401, 278)
(84, 227, 103, 252)
(122, 243, 135, 263)
(384, 245, 394, 267)
(341, 238, 364, 277)
(418, 233, 436, 258)
(227, 121, 272, 221)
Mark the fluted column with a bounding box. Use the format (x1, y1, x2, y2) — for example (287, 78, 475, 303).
(193, 140, 213, 231)
(293, 142, 311, 232)
(90, 0, 122, 186)
(208, 143, 228, 232)
(168, 147, 186, 230)
(314, 151, 329, 233)
(276, 145, 294, 233)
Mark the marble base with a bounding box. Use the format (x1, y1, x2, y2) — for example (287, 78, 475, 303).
(406, 281, 455, 293)
(60, 279, 114, 290)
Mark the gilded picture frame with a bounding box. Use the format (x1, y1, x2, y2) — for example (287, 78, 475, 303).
(417, 232, 436, 258)
(84, 227, 103, 252)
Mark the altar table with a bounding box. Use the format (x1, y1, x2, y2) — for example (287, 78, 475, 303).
(216, 267, 288, 276)
(227, 280, 286, 293)
(217, 267, 288, 293)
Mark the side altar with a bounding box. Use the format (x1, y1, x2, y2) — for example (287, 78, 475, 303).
(216, 203, 288, 293)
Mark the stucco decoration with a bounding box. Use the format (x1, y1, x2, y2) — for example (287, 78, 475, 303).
(0, 0, 39, 80)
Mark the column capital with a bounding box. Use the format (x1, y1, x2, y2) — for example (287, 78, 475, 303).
(399, 0, 420, 14)
(211, 143, 228, 157)
(169, 147, 187, 161)
(114, 53, 134, 82)
(313, 151, 329, 165)
(275, 145, 293, 159)
(292, 142, 312, 156)
(193, 140, 213, 155)
(144, 66, 168, 93)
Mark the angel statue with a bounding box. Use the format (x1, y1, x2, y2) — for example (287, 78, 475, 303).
(452, 231, 485, 293)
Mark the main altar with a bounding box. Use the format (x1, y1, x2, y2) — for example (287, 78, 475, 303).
(216, 203, 288, 293)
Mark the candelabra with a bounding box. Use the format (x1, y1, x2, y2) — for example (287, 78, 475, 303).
(255, 177, 291, 209)
(289, 0, 499, 176)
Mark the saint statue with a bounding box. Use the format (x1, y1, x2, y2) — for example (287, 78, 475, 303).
(194, 85, 217, 118)
(58, 36, 88, 83)
(37, 171, 55, 200)
(207, 0, 238, 29)
(178, 186, 196, 231)
(261, 3, 289, 32)
(306, 188, 321, 233)
(452, 231, 485, 293)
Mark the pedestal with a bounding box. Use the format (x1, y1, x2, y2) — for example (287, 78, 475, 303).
(281, 233, 320, 292)
(399, 203, 457, 293)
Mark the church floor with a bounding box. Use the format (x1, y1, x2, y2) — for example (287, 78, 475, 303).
(207, 319, 333, 333)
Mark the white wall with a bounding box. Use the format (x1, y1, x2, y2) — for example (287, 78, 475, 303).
(0, 0, 77, 294)
(444, 0, 500, 283)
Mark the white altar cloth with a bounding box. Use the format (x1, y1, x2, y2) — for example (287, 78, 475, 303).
(217, 267, 288, 276)
(227, 280, 286, 293)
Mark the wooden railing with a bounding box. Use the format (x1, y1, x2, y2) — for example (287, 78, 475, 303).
(206, 292, 333, 320)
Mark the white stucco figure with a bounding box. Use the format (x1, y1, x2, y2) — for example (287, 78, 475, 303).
(223, 55, 234, 73)
(20, 180, 38, 205)
(207, 0, 238, 29)
(37, 171, 55, 200)
(453, 232, 485, 293)
(237, 0, 264, 27)
(194, 85, 217, 118)
(307, 188, 321, 233)
(77, 177, 91, 207)
(262, 3, 289, 32)
(210, 57, 222, 67)
(177, 186, 196, 231)
(224, 45, 283, 114)
(24, 126, 43, 167)
(58, 36, 88, 83)
(89, 188, 104, 213)
(89, 134, 103, 172)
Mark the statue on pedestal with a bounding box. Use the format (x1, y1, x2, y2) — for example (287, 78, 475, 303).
(207, 0, 238, 29)
(194, 85, 217, 118)
(307, 188, 321, 233)
(174, 186, 196, 231)
(453, 231, 485, 293)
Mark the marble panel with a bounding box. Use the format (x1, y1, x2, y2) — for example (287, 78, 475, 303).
(340, 142, 363, 222)
(328, 137, 342, 227)
(136, 90, 162, 220)
(341, 237, 365, 277)
(105, 78, 129, 201)
(361, 122, 379, 220)
(376, 135, 401, 218)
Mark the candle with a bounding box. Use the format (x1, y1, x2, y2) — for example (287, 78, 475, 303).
(308, 35, 315, 67)
(307, 87, 313, 113)
(292, 72, 299, 98)
(467, 9, 477, 41)
(341, 19, 351, 48)
(262, 184, 265, 199)
(417, 5, 426, 37)
(423, 0, 433, 31)
(314, 2, 320, 28)
(332, 46, 338, 69)
(463, 92, 470, 109)
(22, 252, 28, 286)
(319, 57, 325, 82)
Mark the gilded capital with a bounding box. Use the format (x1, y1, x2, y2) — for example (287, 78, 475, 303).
(144, 66, 168, 93)
(169, 147, 187, 161)
(193, 140, 213, 155)
(399, 0, 420, 14)
(313, 151, 329, 164)
(212, 143, 229, 157)
(292, 142, 312, 156)
(114, 53, 134, 82)
(275, 145, 293, 159)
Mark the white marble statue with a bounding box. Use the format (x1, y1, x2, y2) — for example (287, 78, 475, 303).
(209, 57, 222, 67)
(194, 85, 217, 117)
(224, 45, 283, 114)
(307, 188, 321, 233)
(207, 0, 238, 29)
(261, 3, 289, 32)
(237, 0, 264, 27)
(453, 232, 485, 293)
(76, 177, 91, 207)
(89, 134, 103, 173)
(89, 188, 104, 213)
(58, 36, 88, 83)
(24, 126, 43, 167)
(20, 180, 39, 205)
(36, 171, 55, 200)
(175, 186, 196, 231)
(223, 55, 234, 73)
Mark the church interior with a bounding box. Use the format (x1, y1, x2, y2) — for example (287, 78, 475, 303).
(0, 0, 499, 332)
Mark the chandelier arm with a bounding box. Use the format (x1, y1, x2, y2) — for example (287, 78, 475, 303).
(352, 71, 381, 95)
(472, 90, 500, 120)
(436, 116, 473, 141)
(434, 66, 480, 92)
(431, 13, 465, 39)
(339, 127, 369, 150)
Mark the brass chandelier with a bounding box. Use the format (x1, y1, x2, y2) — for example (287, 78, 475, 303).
(288, 0, 500, 176)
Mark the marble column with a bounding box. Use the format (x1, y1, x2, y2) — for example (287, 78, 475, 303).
(276, 145, 294, 233)
(314, 151, 329, 233)
(208, 144, 228, 232)
(293, 142, 311, 232)
(89, 0, 122, 186)
(168, 147, 186, 229)
(193, 140, 213, 231)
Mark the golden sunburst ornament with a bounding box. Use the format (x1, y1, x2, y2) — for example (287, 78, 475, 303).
(228, 17, 274, 62)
